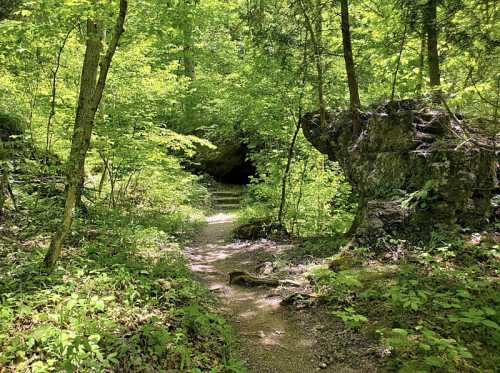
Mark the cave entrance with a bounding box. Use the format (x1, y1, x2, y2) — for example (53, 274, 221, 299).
(193, 141, 256, 185)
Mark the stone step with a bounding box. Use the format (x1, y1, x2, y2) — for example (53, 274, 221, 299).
(211, 191, 242, 197)
(214, 204, 241, 210)
(213, 196, 242, 202)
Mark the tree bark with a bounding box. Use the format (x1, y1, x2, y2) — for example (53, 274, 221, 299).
(0, 167, 7, 218)
(180, 3, 196, 126)
(44, 1, 128, 271)
(424, 0, 441, 101)
(340, 0, 362, 137)
(182, 20, 196, 81)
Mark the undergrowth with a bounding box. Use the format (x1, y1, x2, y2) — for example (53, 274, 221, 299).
(0, 176, 245, 372)
(306, 232, 500, 372)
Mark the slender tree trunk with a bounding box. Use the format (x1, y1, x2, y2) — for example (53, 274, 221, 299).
(340, 0, 362, 137)
(27, 77, 39, 157)
(45, 24, 74, 164)
(291, 156, 309, 236)
(182, 21, 196, 81)
(277, 30, 309, 226)
(107, 163, 116, 208)
(182, 7, 196, 126)
(97, 156, 108, 199)
(278, 118, 302, 226)
(44, 1, 128, 271)
(74, 166, 86, 211)
(98, 165, 108, 199)
(0, 164, 7, 218)
(425, 0, 441, 101)
(44, 20, 103, 271)
(416, 33, 426, 95)
(390, 23, 407, 101)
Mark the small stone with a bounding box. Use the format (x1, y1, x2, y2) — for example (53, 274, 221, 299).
(319, 362, 327, 369)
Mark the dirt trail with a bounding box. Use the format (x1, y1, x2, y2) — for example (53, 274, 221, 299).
(185, 212, 380, 373)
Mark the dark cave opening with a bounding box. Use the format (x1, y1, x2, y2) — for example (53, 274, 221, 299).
(190, 142, 257, 185)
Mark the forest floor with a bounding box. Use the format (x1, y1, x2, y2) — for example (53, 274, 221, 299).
(185, 211, 382, 372)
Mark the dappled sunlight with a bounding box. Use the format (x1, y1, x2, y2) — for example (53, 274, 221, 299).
(184, 216, 325, 371)
(206, 213, 234, 224)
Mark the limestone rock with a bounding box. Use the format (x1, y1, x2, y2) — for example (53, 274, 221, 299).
(301, 100, 498, 242)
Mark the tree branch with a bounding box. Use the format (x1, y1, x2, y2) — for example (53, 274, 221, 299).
(92, 0, 128, 109)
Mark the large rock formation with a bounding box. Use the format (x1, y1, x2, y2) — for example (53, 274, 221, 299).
(301, 100, 498, 243)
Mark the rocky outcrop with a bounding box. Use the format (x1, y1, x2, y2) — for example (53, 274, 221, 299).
(301, 100, 498, 243)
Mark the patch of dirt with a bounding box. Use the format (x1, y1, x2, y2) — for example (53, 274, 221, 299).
(185, 213, 382, 372)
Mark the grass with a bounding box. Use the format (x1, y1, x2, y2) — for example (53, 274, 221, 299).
(0, 197, 245, 372)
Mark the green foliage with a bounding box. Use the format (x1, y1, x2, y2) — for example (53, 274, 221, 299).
(240, 154, 355, 237)
(309, 267, 363, 305)
(401, 179, 437, 210)
(385, 278, 430, 312)
(379, 326, 474, 372)
(309, 234, 500, 372)
(0, 0, 498, 371)
(0, 199, 241, 371)
(332, 307, 368, 330)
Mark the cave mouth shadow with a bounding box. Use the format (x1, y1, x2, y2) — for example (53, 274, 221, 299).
(191, 141, 257, 186)
(213, 155, 256, 185)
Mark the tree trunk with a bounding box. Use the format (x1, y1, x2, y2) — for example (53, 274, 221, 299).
(0, 168, 7, 218)
(340, 0, 362, 137)
(183, 21, 196, 81)
(43, 19, 102, 271)
(425, 0, 441, 101)
(182, 6, 196, 126)
(97, 157, 108, 199)
(291, 156, 309, 236)
(278, 117, 302, 226)
(277, 29, 309, 226)
(390, 23, 407, 101)
(44, 1, 128, 271)
(416, 33, 426, 95)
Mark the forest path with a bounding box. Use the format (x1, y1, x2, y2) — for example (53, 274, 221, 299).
(185, 210, 379, 372)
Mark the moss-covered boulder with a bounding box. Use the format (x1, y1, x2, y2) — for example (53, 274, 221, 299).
(301, 100, 498, 243)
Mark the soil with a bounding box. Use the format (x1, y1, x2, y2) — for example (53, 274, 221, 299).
(185, 212, 383, 373)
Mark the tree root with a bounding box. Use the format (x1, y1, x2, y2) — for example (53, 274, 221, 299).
(228, 271, 280, 287)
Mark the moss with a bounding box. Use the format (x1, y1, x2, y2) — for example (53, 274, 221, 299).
(301, 100, 497, 243)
